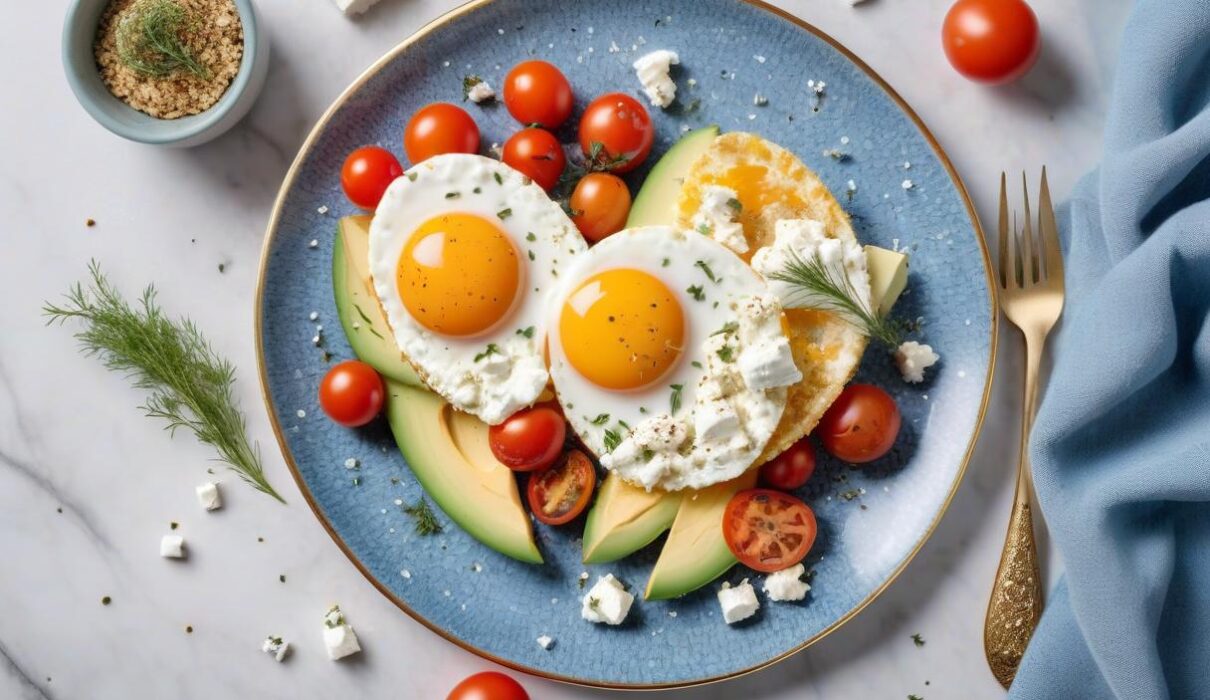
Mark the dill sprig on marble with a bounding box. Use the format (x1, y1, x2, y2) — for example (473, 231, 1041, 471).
(44, 262, 284, 503)
(768, 250, 902, 347)
(116, 0, 210, 79)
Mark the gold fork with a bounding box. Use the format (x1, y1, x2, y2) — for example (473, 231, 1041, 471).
(984, 169, 1065, 688)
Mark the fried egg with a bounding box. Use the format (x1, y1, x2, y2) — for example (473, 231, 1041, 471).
(677, 132, 869, 462)
(546, 226, 803, 491)
(369, 153, 587, 425)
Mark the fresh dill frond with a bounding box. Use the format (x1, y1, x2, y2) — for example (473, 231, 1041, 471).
(403, 498, 443, 535)
(669, 383, 684, 414)
(769, 250, 901, 347)
(115, 0, 210, 79)
(603, 428, 622, 452)
(44, 262, 283, 502)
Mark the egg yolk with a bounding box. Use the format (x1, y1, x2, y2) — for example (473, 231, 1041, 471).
(397, 213, 520, 337)
(559, 269, 685, 391)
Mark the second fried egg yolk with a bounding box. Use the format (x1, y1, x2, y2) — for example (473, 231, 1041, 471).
(397, 213, 520, 337)
(559, 269, 685, 391)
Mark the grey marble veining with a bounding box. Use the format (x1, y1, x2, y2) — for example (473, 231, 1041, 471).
(0, 0, 1127, 697)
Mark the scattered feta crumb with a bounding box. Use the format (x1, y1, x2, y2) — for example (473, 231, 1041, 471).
(902, 179, 914, 190)
(840, 135, 850, 145)
(442, 60, 450, 67)
(748, 113, 757, 120)
(344, 458, 359, 469)
(296, 409, 306, 418)
(847, 179, 857, 193)
(687, 77, 697, 87)
(317, 205, 329, 215)
(753, 54, 766, 63)
(903, 161, 912, 169)
(393, 499, 403, 506)
(668, 611, 677, 618)
(496, 28, 504, 35)
(196, 482, 222, 511)
(608, 41, 621, 53)
(466, 78, 495, 103)
(331, 0, 382, 16)
(160, 535, 185, 559)
(763, 564, 811, 602)
(808, 79, 826, 94)
(753, 93, 767, 106)
(401, 569, 412, 579)
(718, 579, 760, 624)
(308, 239, 319, 249)
(308, 311, 319, 322)
(581, 574, 634, 625)
(536, 634, 554, 650)
(262, 635, 289, 662)
(633, 50, 680, 108)
(895, 341, 940, 383)
(322, 605, 361, 660)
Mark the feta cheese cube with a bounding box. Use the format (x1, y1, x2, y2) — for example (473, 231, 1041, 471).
(536, 634, 554, 650)
(691, 185, 748, 254)
(323, 624, 361, 660)
(331, 0, 381, 16)
(763, 564, 810, 602)
(718, 579, 760, 624)
(262, 635, 289, 662)
(895, 341, 939, 383)
(738, 336, 802, 390)
(195, 482, 222, 511)
(633, 50, 680, 108)
(160, 535, 185, 559)
(466, 79, 495, 103)
(694, 397, 740, 443)
(581, 574, 634, 625)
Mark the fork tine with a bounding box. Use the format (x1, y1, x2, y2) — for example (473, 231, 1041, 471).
(1038, 166, 1064, 286)
(1020, 172, 1035, 285)
(1005, 204, 1019, 290)
(998, 172, 1010, 288)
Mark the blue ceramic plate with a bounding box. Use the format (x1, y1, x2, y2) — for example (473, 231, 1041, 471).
(257, 0, 994, 688)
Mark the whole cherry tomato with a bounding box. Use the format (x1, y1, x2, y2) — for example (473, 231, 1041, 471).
(502, 127, 566, 191)
(578, 93, 654, 174)
(319, 361, 385, 427)
(942, 0, 1040, 84)
(404, 103, 480, 164)
(569, 173, 631, 243)
(760, 438, 816, 490)
(502, 60, 574, 128)
(447, 671, 529, 700)
(816, 384, 901, 463)
(340, 146, 403, 209)
(488, 405, 566, 472)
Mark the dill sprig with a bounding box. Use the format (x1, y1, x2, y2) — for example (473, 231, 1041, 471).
(115, 0, 210, 80)
(769, 250, 901, 347)
(403, 498, 443, 535)
(44, 262, 284, 503)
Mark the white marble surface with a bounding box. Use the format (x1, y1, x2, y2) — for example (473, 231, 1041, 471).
(0, 0, 1130, 697)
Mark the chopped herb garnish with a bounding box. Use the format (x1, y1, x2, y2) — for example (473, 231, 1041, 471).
(516, 326, 535, 338)
(526, 232, 537, 242)
(685, 98, 702, 112)
(279, 574, 286, 583)
(691, 360, 703, 369)
(462, 74, 488, 101)
(639, 406, 648, 413)
(712, 321, 739, 336)
(474, 343, 500, 362)
(839, 488, 862, 501)
(726, 197, 743, 213)
(642, 448, 655, 462)
(670, 383, 684, 414)
(528, 250, 536, 261)
(695, 260, 719, 283)
(473, 186, 481, 194)
(909, 696, 924, 700)
(911, 633, 925, 647)
(407, 172, 418, 181)
(493, 172, 504, 185)
(662, 258, 671, 267)
(170, 521, 179, 530)
(590, 413, 610, 425)
(403, 498, 443, 535)
(687, 285, 705, 301)
(588, 596, 601, 611)
(497, 208, 513, 220)
(617, 419, 631, 431)
(603, 428, 622, 452)
(445, 191, 461, 199)
(696, 223, 713, 236)
(101, 596, 112, 606)
(769, 250, 901, 347)
(716, 345, 735, 362)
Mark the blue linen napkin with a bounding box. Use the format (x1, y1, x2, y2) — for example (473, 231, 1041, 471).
(1007, 1, 1210, 698)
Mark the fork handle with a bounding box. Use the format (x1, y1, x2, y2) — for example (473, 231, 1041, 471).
(984, 336, 1046, 688)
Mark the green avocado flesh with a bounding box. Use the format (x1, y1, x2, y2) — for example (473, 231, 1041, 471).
(582, 474, 682, 564)
(626, 125, 721, 227)
(332, 216, 421, 387)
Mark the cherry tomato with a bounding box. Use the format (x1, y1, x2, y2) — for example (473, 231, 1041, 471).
(447, 671, 529, 700)
(488, 405, 566, 472)
(578, 93, 654, 174)
(817, 384, 901, 463)
(404, 103, 480, 164)
(569, 173, 631, 243)
(942, 0, 1040, 84)
(319, 361, 385, 427)
(340, 146, 403, 210)
(723, 489, 817, 573)
(760, 438, 816, 491)
(502, 128, 566, 191)
(502, 60, 574, 128)
(527, 449, 597, 525)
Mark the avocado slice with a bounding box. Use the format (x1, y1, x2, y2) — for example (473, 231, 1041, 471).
(582, 475, 682, 564)
(385, 381, 543, 564)
(333, 216, 422, 387)
(644, 470, 758, 600)
(626, 125, 721, 227)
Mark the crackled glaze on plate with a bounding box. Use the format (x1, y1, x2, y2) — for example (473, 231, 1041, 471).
(257, 0, 993, 688)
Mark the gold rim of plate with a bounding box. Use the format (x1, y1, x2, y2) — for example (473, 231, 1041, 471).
(252, 0, 999, 690)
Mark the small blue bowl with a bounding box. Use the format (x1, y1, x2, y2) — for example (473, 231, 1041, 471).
(62, 0, 269, 147)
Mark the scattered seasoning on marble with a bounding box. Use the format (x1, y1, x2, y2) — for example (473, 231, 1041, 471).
(217, 263, 225, 274)
(257, 536, 264, 543)
(170, 521, 179, 530)
(911, 633, 925, 647)
(57, 507, 63, 514)
(185, 625, 194, 633)
(86, 218, 97, 227)
(279, 574, 286, 583)
(101, 596, 112, 606)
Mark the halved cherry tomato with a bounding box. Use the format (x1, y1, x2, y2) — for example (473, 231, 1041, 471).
(578, 93, 653, 174)
(319, 361, 385, 427)
(404, 103, 480, 164)
(942, 0, 1040, 84)
(527, 449, 596, 525)
(817, 384, 901, 463)
(488, 405, 566, 472)
(340, 146, 403, 209)
(569, 172, 631, 243)
(760, 437, 816, 491)
(502, 128, 566, 191)
(447, 671, 529, 700)
(502, 60, 574, 129)
(723, 489, 817, 573)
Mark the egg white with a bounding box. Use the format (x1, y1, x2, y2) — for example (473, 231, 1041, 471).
(369, 153, 587, 425)
(546, 226, 794, 491)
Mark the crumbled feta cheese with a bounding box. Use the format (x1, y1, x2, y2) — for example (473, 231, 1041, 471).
(344, 458, 359, 469)
(401, 569, 412, 579)
(331, 0, 382, 16)
(633, 50, 680, 108)
(296, 409, 306, 418)
(581, 574, 634, 625)
(195, 482, 222, 511)
(308, 239, 319, 249)
(753, 54, 767, 63)
(536, 634, 554, 650)
(308, 311, 319, 321)
(466, 79, 495, 103)
(903, 161, 912, 169)
(895, 341, 939, 383)
(160, 535, 185, 559)
(763, 564, 811, 601)
(262, 635, 289, 662)
(691, 184, 747, 254)
(753, 93, 768, 106)
(847, 179, 857, 193)
(322, 605, 361, 660)
(840, 135, 850, 145)
(608, 41, 622, 53)
(751, 218, 872, 313)
(718, 579, 760, 623)
(694, 397, 741, 442)
(737, 335, 801, 390)
(902, 179, 914, 190)
(808, 79, 826, 95)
